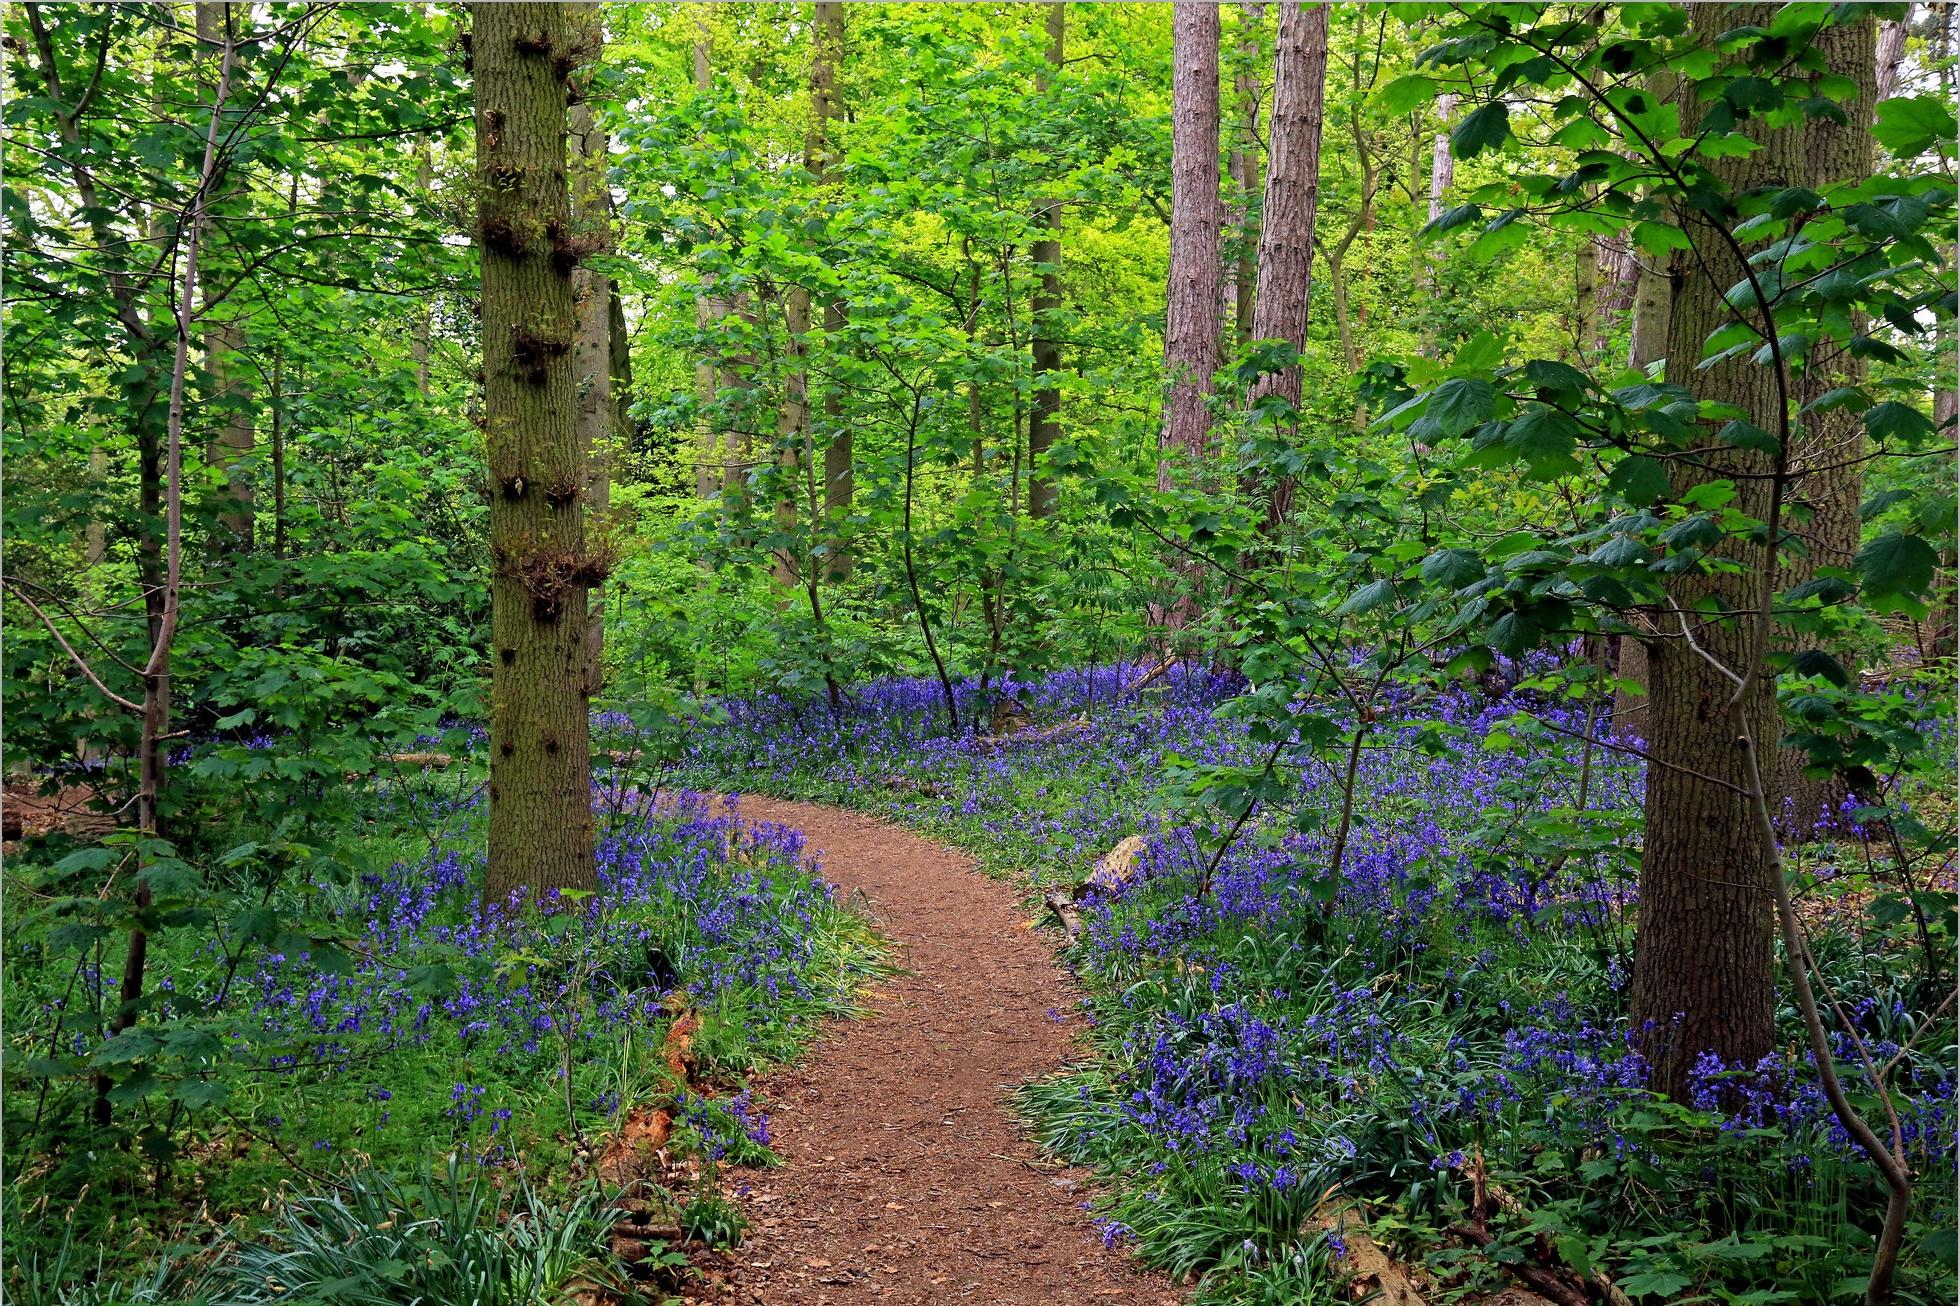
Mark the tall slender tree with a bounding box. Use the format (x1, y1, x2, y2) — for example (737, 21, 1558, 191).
(1160, 0, 1222, 476)
(1226, 3, 1266, 346)
(1245, 1, 1329, 531)
(1028, 1, 1064, 520)
(812, 1, 853, 566)
(476, 1, 598, 903)
(197, 2, 253, 548)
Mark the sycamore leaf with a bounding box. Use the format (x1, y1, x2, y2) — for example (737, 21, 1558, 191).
(1451, 102, 1512, 159)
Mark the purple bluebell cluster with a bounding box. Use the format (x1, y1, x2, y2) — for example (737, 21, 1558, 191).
(659, 659, 1956, 1291)
(71, 791, 856, 1166)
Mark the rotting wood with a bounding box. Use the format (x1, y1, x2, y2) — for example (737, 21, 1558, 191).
(1311, 1198, 1425, 1305)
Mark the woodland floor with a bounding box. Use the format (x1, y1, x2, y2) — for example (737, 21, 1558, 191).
(716, 795, 1180, 1306)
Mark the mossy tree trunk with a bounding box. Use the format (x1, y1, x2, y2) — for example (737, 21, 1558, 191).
(477, 1, 598, 904)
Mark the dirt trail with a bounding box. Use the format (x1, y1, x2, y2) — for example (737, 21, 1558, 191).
(720, 794, 1178, 1306)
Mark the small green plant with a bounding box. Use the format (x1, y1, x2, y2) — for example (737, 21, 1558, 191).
(205, 1155, 625, 1306)
(676, 1183, 748, 1251)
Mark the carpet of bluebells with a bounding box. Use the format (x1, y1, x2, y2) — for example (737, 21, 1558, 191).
(650, 662, 1958, 1304)
(3, 783, 879, 1264)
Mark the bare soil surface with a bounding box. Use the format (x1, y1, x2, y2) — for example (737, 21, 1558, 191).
(718, 794, 1179, 1306)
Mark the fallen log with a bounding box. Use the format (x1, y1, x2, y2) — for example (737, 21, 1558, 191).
(1123, 654, 1180, 696)
(972, 715, 1091, 753)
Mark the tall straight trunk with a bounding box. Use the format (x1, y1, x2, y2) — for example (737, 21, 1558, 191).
(1245, 1, 1329, 531)
(197, 2, 253, 548)
(1417, 92, 1456, 353)
(1160, 1, 1223, 475)
(774, 287, 809, 589)
(569, 4, 613, 699)
(1630, 2, 1798, 1101)
(413, 137, 435, 396)
(1028, 1, 1064, 520)
(1227, 2, 1264, 345)
(476, 2, 597, 903)
(691, 39, 726, 504)
(1873, 15, 1908, 103)
(1612, 71, 1681, 735)
(1770, 12, 1879, 823)
(813, 1, 853, 568)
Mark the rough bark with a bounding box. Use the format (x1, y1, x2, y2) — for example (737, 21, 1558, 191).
(1612, 72, 1681, 733)
(477, 2, 597, 903)
(774, 287, 810, 589)
(689, 36, 721, 498)
(1160, 0, 1223, 476)
(197, 2, 253, 548)
(1630, 3, 1796, 1100)
(569, 4, 613, 699)
(1768, 13, 1879, 825)
(1873, 15, 1908, 103)
(813, 1, 854, 568)
(1227, 2, 1265, 346)
(1028, 0, 1064, 520)
(1245, 1, 1328, 531)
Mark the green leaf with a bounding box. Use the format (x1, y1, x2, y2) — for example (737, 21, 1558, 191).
(1865, 400, 1935, 444)
(1423, 379, 1496, 438)
(1608, 455, 1671, 505)
(1872, 95, 1958, 157)
(1337, 579, 1398, 616)
(1855, 530, 1936, 599)
(1375, 74, 1437, 115)
(1450, 102, 1512, 160)
(90, 1028, 162, 1067)
(1421, 548, 1485, 590)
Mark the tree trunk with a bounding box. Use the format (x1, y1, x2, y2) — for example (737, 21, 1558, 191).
(413, 137, 435, 397)
(1630, 3, 1798, 1101)
(774, 287, 810, 589)
(1028, 0, 1064, 520)
(1873, 15, 1908, 103)
(1160, 0, 1222, 475)
(1612, 71, 1681, 735)
(1227, 2, 1265, 346)
(691, 39, 724, 504)
(1416, 92, 1457, 353)
(812, 1, 854, 570)
(197, 2, 253, 549)
(569, 5, 613, 699)
(1769, 12, 1879, 826)
(1245, 1, 1328, 532)
(477, 2, 597, 904)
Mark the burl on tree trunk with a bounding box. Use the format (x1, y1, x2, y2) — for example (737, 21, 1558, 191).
(476, 2, 600, 903)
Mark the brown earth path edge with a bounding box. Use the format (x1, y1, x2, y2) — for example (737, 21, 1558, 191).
(715, 793, 1181, 1306)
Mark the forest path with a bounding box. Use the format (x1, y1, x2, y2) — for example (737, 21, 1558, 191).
(717, 794, 1179, 1306)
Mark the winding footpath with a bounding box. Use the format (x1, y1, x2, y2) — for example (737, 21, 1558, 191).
(721, 795, 1179, 1306)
